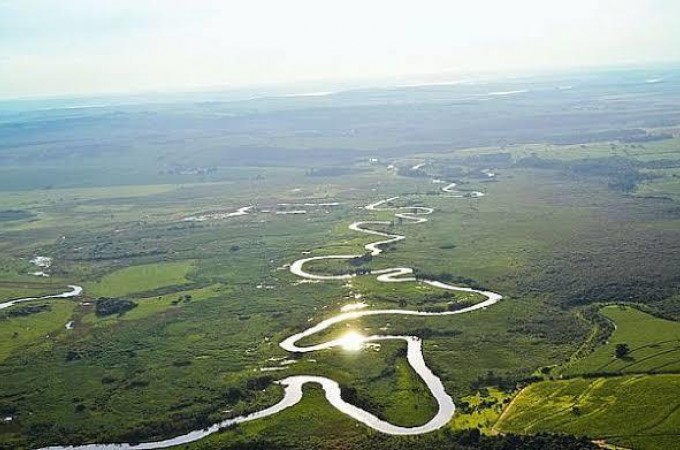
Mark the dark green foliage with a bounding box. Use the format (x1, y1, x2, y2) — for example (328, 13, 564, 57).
(0, 209, 34, 222)
(620, 131, 674, 143)
(245, 376, 273, 391)
(350, 253, 373, 266)
(615, 343, 631, 359)
(1, 74, 679, 449)
(470, 371, 542, 393)
(464, 152, 514, 169)
(5, 304, 51, 317)
(339, 384, 384, 417)
(306, 167, 354, 177)
(411, 327, 462, 339)
(413, 269, 485, 290)
(94, 298, 137, 317)
(398, 167, 429, 178)
(570, 306, 616, 360)
(516, 155, 651, 192)
(201, 429, 598, 450)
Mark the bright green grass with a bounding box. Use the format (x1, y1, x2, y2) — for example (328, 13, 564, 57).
(188, 384, 362, 450)
(387, 353, 436, 422)
(0, 183, 183, 210)
(0, 255, 71, 300)
(1, 149, 676, 448)
(83, 284, 225, 326)
(563, 306, 680, 376)
(450, 137, 680, 164)
(0, 282, 70, 302)
(0, 166, 604, 448)
(638, 170, 680, 201)
(495, 375, 680, 450)
(351, 277, 486, 310)
(284, 340, 439, 428)
(85, 261, 195, 298)
(450, 387, 511, 433)
(0, 300, 75, 362)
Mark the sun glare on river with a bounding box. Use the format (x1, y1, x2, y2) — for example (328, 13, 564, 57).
(338, 331, 365, 351)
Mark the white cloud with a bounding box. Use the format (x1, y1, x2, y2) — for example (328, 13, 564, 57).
(1, 0, 679, 98)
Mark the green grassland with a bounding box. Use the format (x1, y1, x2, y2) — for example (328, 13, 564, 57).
(0, 131, 678, 449)
(0, 279, 70, 302)
(186, 384, 591, 450)
(85, 261, 195, 298)
(0, 254, 72, 299)
(0, 300, 76, 362)
(285, 340, 440, 428)
(82, 284, 226, 326)
(450, 387, 512, 432)
(351, 276, 487, 310)
(187, 384, 371, 450)
(562, 306, 680, 377)
(495, 305, 680, 449)
(495, 375, 680, 450)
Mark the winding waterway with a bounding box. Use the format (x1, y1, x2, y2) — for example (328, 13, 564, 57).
(36, 181, 501, 449)
(0, 285, 82, 310)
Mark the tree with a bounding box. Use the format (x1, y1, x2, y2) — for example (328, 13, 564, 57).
(615, 343, 630, 359)
(95, 297, 136, 317)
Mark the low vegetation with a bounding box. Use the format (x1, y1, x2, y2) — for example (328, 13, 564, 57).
(94, 297, 137, 317)
(1, 83, 679, 448)
(86, 261, 195, 298)
(497, 305, 680, 450)
(562, 306, 680, 377)
(495, 375, 680, 450)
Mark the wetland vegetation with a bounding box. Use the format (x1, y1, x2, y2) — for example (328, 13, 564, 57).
(1, 68, 679, 449)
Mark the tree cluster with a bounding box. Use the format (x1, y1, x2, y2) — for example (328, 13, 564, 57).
(94, 297, 137, 317)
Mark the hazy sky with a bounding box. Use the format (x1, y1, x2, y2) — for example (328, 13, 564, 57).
(1, 0, 679, 99)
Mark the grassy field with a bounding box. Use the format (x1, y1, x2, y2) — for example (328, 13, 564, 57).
(82, 284, 226, 326)
(495, 375, 680, 450)
(495, 305, 680, 450)
(85, 261, 196, 298)
(0, 300, 76, 362)
(562, 306, 680, 377)
(0, 280, 70, 302)
(0, 164, 589, 448)
(450, 387, 512, 432)
(0, 127, 678, 449)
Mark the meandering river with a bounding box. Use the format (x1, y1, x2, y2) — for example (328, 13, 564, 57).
(0, 285, 82, 310)
(35, 181, 500, 449)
